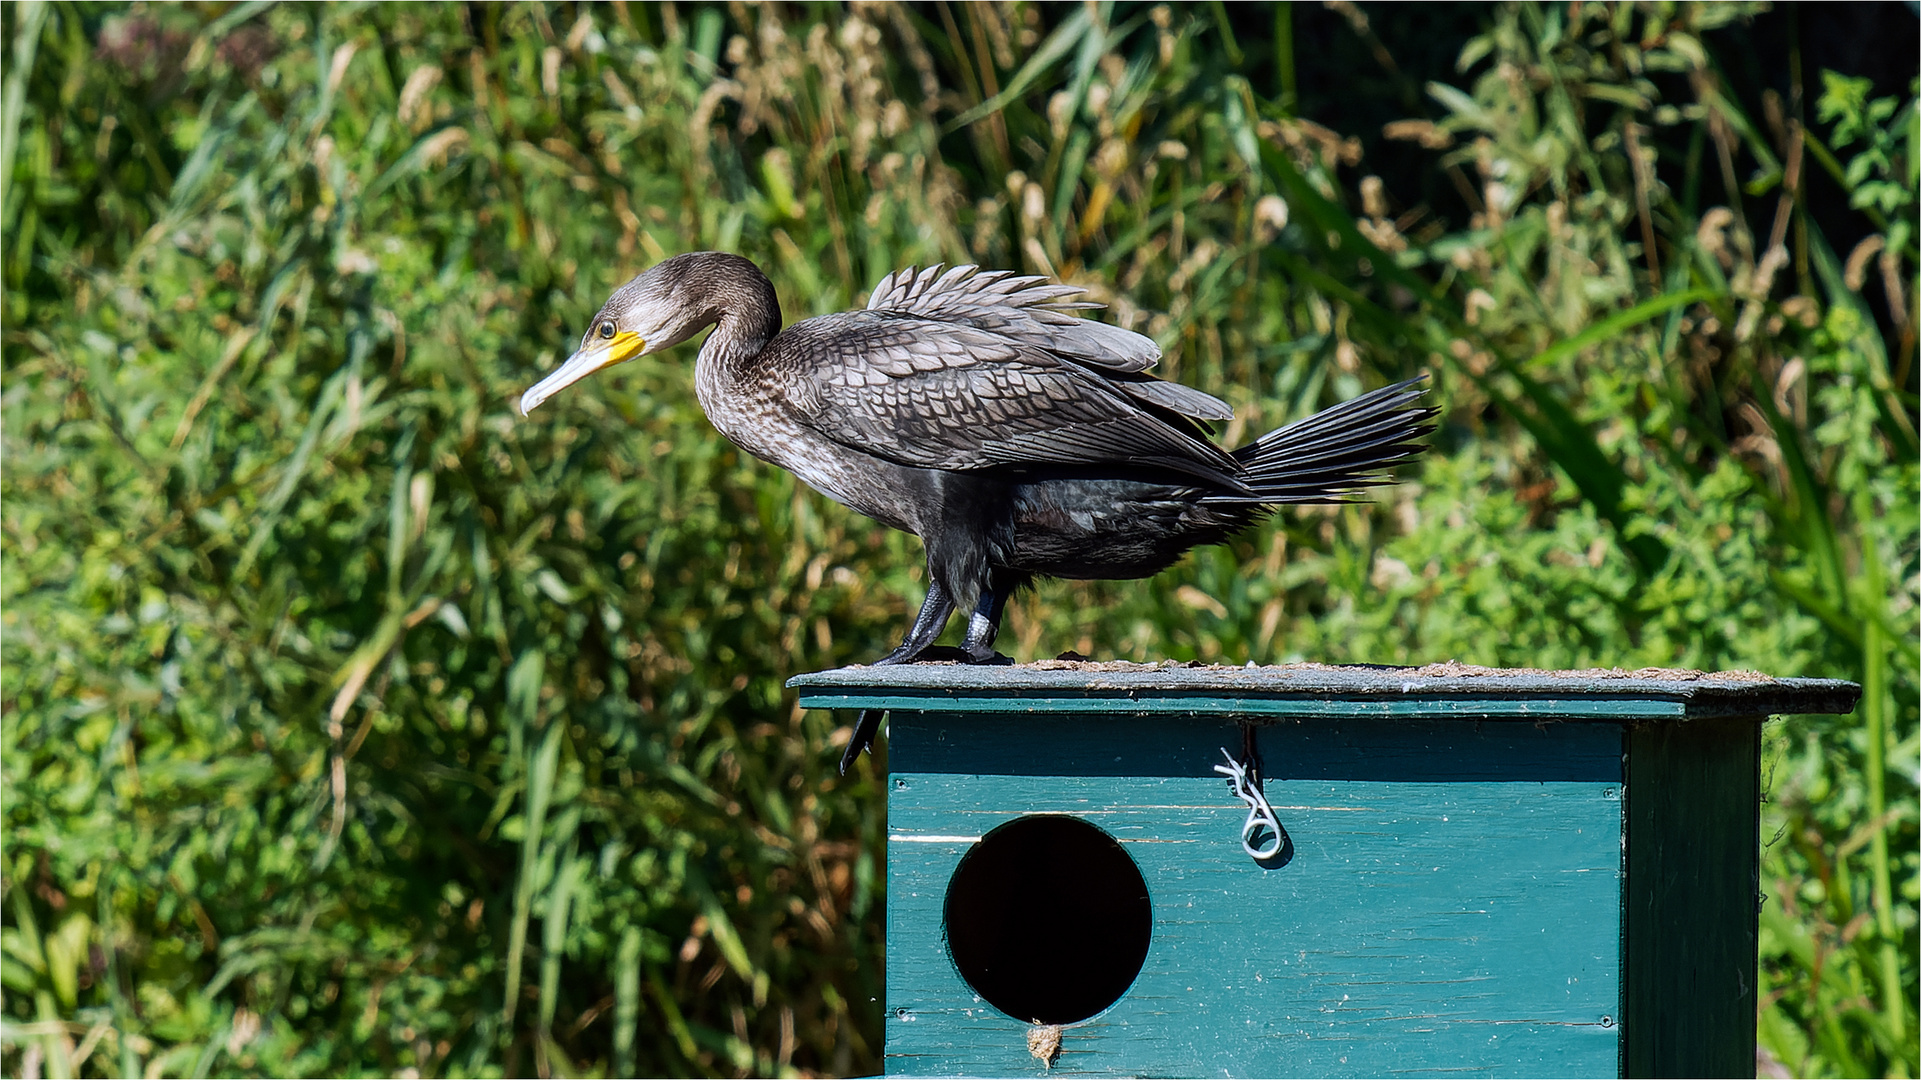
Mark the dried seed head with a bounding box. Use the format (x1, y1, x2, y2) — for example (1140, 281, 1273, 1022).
(1048, 91, 1074, 140)
(1336, 340, 1361, 373)
(1382, 119, 1453, 150)
(1844, 235, 1886, 292)
(1253, 195, 1289, 243)
(1779, 296, 1819, 328)
(1086, 81, 1111, 117)
(397, 65, 443, 131)
(1360, 176, 1387, 219)
(1464, 289, 1496, 326)
(1022, 182, 1046, 225)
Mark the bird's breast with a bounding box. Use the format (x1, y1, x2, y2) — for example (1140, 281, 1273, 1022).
(696, 371, 923, 535)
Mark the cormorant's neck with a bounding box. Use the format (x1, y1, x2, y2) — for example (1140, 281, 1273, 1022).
(694, 258, 782, 373)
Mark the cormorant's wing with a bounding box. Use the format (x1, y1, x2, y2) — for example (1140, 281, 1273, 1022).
(865, 264, 1232, 421)
(782, 314, 1247, 490)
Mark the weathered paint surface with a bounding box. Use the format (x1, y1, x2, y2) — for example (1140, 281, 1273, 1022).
(809, 691, 1695, 719)
(789, 663, 1860, 721)
(884, 718, 1624, 1078)
(1622, 716, 1762, 1077)
(890, 711, 1625, 782)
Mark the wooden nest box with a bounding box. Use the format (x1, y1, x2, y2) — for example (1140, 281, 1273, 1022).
(791, 661, 1858, 1078)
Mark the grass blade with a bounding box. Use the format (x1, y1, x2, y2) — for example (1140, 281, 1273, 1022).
(613, 926, 642, 1076)
(0, 1, 47, 232)
(538, 849, 583, 1035)
(1525, 288, 1719, 370)
(503, 698, 562, 1026)
(946, 6, 1091, 131)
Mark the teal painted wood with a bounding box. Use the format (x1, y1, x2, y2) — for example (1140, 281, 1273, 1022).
(784, 663, 1862, 1078)
(890, 712, 1624, 781)
(1622, 716, 1761, 1078)
(888, 773, 1623, 1078)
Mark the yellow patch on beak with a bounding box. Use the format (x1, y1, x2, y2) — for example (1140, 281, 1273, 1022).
(518, 330, 646, 415)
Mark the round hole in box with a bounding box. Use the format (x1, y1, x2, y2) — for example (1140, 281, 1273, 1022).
(942, 814, 1152, 1025)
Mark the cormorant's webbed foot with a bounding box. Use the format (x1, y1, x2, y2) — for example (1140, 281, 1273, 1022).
(883, 644, 1011, 664)
(839, 574, 1017, 773)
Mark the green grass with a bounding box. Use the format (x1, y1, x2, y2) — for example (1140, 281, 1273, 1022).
(2, 3, 1914, 1076)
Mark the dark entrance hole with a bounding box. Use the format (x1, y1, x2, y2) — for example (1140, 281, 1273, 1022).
(942, 814, 1152, 1025)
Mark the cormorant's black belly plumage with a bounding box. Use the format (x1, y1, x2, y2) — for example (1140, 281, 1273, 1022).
(1005, 478, 1243, 580)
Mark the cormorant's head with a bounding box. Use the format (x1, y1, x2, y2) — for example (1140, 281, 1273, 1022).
(518, 253, 729, 415)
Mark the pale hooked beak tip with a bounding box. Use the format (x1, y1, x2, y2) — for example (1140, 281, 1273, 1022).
(515, 330, 644, 418)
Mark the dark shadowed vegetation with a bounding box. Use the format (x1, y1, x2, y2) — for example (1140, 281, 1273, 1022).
(2, 2, 1914, 1076)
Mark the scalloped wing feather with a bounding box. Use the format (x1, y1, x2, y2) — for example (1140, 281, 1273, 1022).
(865, 264, 1163, 375)
(786, 316, 1244, 488)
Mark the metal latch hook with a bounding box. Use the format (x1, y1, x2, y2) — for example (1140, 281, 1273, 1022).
(1214, 747, 1289, 864)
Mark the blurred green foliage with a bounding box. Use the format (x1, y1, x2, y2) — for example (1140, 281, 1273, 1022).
(1, 2, 1914, 1077)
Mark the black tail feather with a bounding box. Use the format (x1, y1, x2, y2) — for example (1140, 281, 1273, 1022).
(1215, 377, 1434, 504)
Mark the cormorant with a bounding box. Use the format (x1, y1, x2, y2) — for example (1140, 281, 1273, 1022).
(520, 252, 1433, 772)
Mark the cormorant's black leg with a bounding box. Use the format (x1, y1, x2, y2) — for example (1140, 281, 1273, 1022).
(960, 569, 1016, 664)
(872, 577, 955, 665)
(841, 576, 956, 774)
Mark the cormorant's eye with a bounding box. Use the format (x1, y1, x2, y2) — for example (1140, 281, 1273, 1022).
(598, 322, 617, 340)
